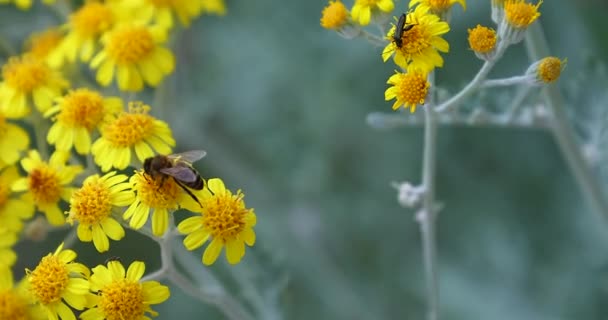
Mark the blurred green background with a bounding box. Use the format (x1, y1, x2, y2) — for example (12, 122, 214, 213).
(6, 0, 608, 319)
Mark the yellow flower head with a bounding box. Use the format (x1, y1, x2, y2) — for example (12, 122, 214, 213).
(45, 88, 123, 154)
(201, 0, 226, 15)
(0, 55, 69, 118)
(91, 102, 175, 171)
(0, 166, 35, 233)
(12, 150, 83, 226)
(0, 111, 29, 164)
(178, 178, 257, 265)
(0, 266, 46, 320)
(124, 170, 201, 236)
(48, 1, 117, 67)
(120, 0, 204, 29)
(67, 172, 135, 252)
(321, 1, 349, 30)
(82, 260, 170, 320)
(525, 56, 567, 85)
(385, 67, 430, 113)
(0, 229, 17, 267)
(382, 5, 450, 72)
(409, 0, 465, 17)
(24, 28, 64, 62)
(26, 243, 91, 320)
(91, 22, 175, 92)
(467, 25, 497, 60)
(351, 0, 394, 26)
(498, 0, 542, 44)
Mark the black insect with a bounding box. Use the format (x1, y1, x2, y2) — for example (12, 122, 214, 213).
(393, 12, 416, 48)
(143, 150, 208, 206)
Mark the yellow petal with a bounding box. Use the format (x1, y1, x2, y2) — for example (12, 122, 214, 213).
(202, 238, 223, 265)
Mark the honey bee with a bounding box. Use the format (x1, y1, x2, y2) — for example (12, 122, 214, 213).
(143, 150, 208, 206)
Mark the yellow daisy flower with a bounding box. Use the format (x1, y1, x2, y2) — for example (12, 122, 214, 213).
(26, 243, 92, 320)
(0, 0, 54, 10)
(90, 22, 175, 92)
(201, 0, 226, 15)
(178, 178, 257, 265)
(321, 0, 349, 30)
(0, 266, 46, 320)
(382, 5, 450, 72)
(467, 25, 497, 60)
(24, 28, 64, 62)
(91, 102, 175, 172)
(82, 260, 170, 320)
(0, 166, 35, 232)
(12, 150, 83, 226)
(67, 172, 135, 252)
(124, 170, 201, 236)
(121, 0, 203, 28)
(47, 1, 117, 67)
(499, 0, 542, 44)
(351, 0, 394, 26)
(385, 67, 430, 113)
(0, 229, 17, 267)
(409, 0, 465, 17)
(0, 111, 29, 165)
(0, 55, 69, 118)
(45, 88, 123, 154)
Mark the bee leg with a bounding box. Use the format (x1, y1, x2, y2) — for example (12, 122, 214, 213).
(174, 179, 203, 208)
(204, 178, 215, 196)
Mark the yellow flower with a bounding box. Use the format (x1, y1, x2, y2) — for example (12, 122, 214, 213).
(321, 0, 349, 30)
(124, 170, 201, 236)
(26, 243, 91, 320)
(0, 0, 54, 10)
(382, 5, 450, 72)
(91, 102, 175, 172)
(409, 0, 465, 16)
(47, 1, 117, 67)
(121, 0, 203, 28)
(201, 0, 226, 15)
(67, 172, 135, 252)
(0, 55, 69, 118)
(0, 166, 35, 232)
(0, 111, 29, 165)
(526, 56, 567, 85)
(24, 28, 64, 62)
(0, 229, 17, 267)
(351, 0, 394, 26)
(90, 23, 175, 92)
(385, 67, 430, 113)
(178, 178, 256, 265)
(467, 25, 497, 60)
(45, 88, 123, 154)
(12, 150, 83, 226)
(0, 266, 46, 320)
(499, 0, 542, 44)
(82, 260, 170, 320)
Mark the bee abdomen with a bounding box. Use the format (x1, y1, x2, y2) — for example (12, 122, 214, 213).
(185, 174, 205, 190)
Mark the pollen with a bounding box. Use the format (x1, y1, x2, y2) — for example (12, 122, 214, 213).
(28, 255, 69, 305)
(537, 56, 565, 83)
(71, 2, 114, 37)
(467, 25, 497, 53)
(103, 103, 154, 148)
(399, 27, 427, 55)
(56, 89, 106, 131)
(504, 0, 542, 28)
(320, 1, 349, 29)
(27, 29, 63, 60)
(134, 171, 181, 209)
(70, 176, 112, 225)
(2, 56, 50, 93)
(0, 289, 29, 320)
(98, 279, 145, 320)
(106, 26, 155, 65)
(388, 71, 430, 112)
(203, 191, 251, 241)
(28, 166, 61, 204)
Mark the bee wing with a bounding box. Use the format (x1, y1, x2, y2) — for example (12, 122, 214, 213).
(167, 150, 207, 164)
(160, 166, 198, 183)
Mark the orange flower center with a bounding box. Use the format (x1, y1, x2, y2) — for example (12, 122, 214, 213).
(27, 29, 63, 60)
(106, 26, 155, 65)
(320, 1, 348, 29)
(28, 166, 62, 205)
(399, 26, 430, 55)
(504, 0, 542, 28)
(132, 171, 181, 209)
(429, 0, 450, 10)
(202, 191, 250, 241)
(70, 176, 112, 225)
(0, 289, 29, 320)
(28, 255, 69, 305)
(2, 56, 49, 93)
(149, 0, 173, 7)
(102, 104, 154, 147)
(57, 89, 106, 131)
(467, 25, 497, 53)
(393, 71, 430, 110)
(537, 57, 564, 83)
(99, 279, 145, 320)
(71, 2, 114, 38)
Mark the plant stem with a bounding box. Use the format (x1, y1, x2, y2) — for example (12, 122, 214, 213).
(420, 73, 439, 320)
(525, 24, 608, 223)
(31, 111, 49, 159)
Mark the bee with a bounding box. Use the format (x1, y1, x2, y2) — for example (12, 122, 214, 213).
(143, 150, 208, 206)
(393, 12, 416, 48)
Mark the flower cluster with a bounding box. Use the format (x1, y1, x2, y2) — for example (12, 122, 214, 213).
(0, 0, 259, 319)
